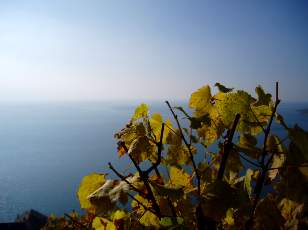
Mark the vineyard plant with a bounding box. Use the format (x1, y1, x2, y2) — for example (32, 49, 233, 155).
(43, 83, 308, 229)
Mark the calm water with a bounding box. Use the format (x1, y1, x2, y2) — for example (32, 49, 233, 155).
(0, 101, 307, 222)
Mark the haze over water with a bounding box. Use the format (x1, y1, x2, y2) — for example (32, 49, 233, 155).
(0, 101, 307, 222)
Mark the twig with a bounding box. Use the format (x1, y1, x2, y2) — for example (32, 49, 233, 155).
(217, 113, 241, 180)
(166, 101, 204, 230)
(164, 122, 179, 136)
(165, 101, 201, 195)
(108, 162, 147, 197)
(238, 152, 261, 168)
(118, 141, 161, 217)
(267, 163, 308, 171)
(248, 82, 281, 227)
(146, 123, 165, 174)
(64, 213, 88, 230)
(127, 193, 158, 216)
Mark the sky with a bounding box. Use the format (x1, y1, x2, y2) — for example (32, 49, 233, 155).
(0, 0, 308, 102)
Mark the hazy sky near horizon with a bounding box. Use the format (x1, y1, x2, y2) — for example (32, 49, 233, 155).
(1, 0, 308, 102)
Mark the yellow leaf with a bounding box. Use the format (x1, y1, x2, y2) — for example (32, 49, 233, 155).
(149, 113, 171, 143)
(77, 173, 106, 210)
(140, 211, 160, 228)
(92, 217, 116, 230)
(244, 169, 254, 198)
(112, 210, 127, 221)
(131, 194, 151, 214)
(169, 167, 193, 193)
(189, 85, 212, 116)
(128, 136, 156, 163)
(132, 103, 148, 121)
(224, 208, 235, 226)
(130, 194, 160, 227)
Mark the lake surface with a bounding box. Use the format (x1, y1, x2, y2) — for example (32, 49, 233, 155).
(0, 101, 307, 222)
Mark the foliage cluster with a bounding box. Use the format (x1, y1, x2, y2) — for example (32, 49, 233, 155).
(44, 83, 308, 229)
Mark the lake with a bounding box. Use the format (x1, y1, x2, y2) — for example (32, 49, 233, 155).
(0, 101, 307, 222)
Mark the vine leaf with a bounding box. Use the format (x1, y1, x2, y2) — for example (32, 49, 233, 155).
(92, 217, 116, 230)
(287, 125, 308, 178)
(149, 113, 171, 143)
(189, 84, 212, 116)
(253, 195, 284, 230)
(169, 166, 194, 193)
(244, 169, 254, 198)
(77, 173, 106, 210)
(128, 136, 156, 163)
(165, 130, 194, 165)
(201, 181, 249, 221)
(267, 135, 286, 180)
(253, 85, 272, 106)
(215, 82, 233, 93)
(236, 133, 262, 159)
(131, 194, 160, 227)
(223, 208, 235, 226)
(132, 103, 148, 121)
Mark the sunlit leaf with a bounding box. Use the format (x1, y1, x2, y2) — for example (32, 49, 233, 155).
(149, 113, 172, 143)
(128, 135, 156, 163)
(92, 217, 116, 230)
(77, 173, 106, 210)
(244, 169, 254, 198)
(189, 85, 212, 116)
(112, 210, 127, 221)
(169, 166, 194, 193)
(131, 194, 160, 228)
(132, 103, 148, 121)
(114, 122, 146, 148)
(223, 208, 235, 226)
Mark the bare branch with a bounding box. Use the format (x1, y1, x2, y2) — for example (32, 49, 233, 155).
(146, 123, 165, 175)
(248, 82, 281, 226)
(108, 162, 147, 197)
(165, 101, 201, 195)
(239, 152, 261, 168)
(217, 113, 241, 180)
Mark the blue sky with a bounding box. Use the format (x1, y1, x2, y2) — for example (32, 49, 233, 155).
(1, 0, 308, 102)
